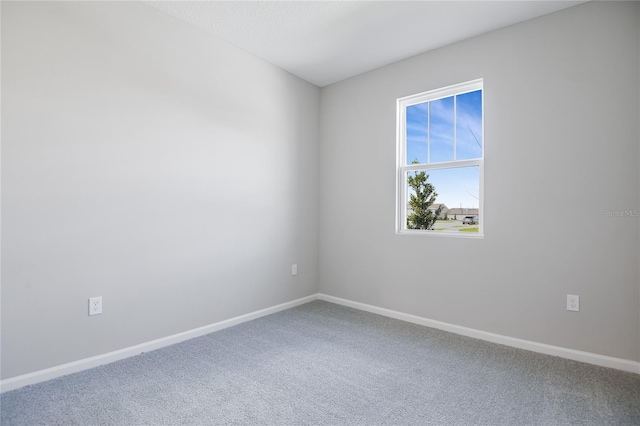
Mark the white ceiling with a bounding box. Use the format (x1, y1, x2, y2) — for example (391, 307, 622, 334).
(143, 1, 585, 87)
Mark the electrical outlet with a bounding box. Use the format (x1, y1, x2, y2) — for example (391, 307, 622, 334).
(567, 294, 579, 312)
(291, 264, 298, 276)
(89, 297, 102, 316)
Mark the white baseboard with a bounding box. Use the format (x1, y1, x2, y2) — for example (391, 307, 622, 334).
(3, 292, 638, 393)
(0, 294, 317, 393)
(317, 293, 640, 375)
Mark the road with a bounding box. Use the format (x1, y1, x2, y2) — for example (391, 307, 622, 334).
(433, 219, 478, 232)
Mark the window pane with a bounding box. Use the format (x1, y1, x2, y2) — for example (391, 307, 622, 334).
(406, 102, 428, 165)
(429, 96, 454, 163)
(456, 90, 482, 160)
(406, 166, 479, 233)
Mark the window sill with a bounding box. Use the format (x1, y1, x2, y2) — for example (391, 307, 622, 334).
(397, 230, 484, 239)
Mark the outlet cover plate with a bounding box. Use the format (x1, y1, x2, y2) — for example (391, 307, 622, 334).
(567, 294, 579, 312)
(89, 296, 102, 316)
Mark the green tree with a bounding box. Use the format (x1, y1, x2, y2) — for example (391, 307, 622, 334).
(407, 162, 442, 230)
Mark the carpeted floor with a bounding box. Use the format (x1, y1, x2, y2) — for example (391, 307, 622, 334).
(1, 300, 639, 425)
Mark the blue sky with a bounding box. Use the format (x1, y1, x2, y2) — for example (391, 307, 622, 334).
(406, 90, 482, 209)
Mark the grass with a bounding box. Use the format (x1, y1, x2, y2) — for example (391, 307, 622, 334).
(459, 227, 479, 233)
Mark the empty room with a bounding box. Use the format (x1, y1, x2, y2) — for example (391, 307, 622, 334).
(1, 1, 639, 424)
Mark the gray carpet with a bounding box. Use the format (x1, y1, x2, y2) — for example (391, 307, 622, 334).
(1, 300, 639, 425)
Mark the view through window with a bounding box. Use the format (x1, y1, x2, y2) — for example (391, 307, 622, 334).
(397, 79, 483, 237)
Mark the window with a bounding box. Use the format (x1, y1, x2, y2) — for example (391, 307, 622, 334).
(396, 79, 483, 237)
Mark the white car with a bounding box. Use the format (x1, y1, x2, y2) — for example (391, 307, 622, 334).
(462, 215, 478, 225)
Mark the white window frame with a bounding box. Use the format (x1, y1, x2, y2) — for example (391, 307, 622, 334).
(396, 79, 484, 238)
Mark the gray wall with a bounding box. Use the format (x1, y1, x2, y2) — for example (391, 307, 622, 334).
(319, 1, 640, 362)
(1, 1, 319, 379)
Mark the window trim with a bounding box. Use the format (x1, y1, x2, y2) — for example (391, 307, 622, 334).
(396, 79, 484, 238)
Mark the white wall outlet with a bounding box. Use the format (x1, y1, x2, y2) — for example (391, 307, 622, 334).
(291, 264, 298, 276)
(567, 294, 579, 312)
(89, 296, 102, 316)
